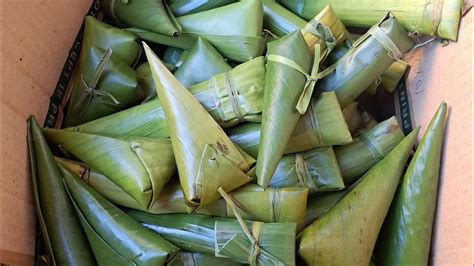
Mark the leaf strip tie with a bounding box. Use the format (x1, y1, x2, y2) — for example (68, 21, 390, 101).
(267, 44, 322, 115)
(367, 25, 403, 60)
(74, 48, 122, 117)
(295, 153, 318, 193)
(224, 72, 245, 123)
(358, 130, 385, 163)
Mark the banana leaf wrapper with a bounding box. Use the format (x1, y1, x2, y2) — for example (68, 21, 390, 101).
(188, 56, 266, 128)
(128, 27, 197, 50)
(300, 5, 349, 58)
(169, 251, 243, 266)
(228, 92, 351, 157)
(61, 166, 179, 265)
(304, 189, 348, 226)
(175, 0, 266, 62)
(101, 0, 181, 36)
(261, 0, 306, 37)
(67, 99, 168, 138)
(163, 46, 188, 70)
(146, 182, 308, 231)
(375, 102, 448, 265)
(137, 62, 159, 102)
(269, 146, 344, 194)
(380, 60, 409, 92)
(129, 212, 297, 265)
(297, 128, 420, 265)
(257, 30, 313, 188)
(174, 38, 232, 88)
(335, 116, 405, 185)
(43, 128, 176, 212)
(169, 0, 237, 16)
(315, 13, 414, 108)
(27, 117, 94, 265)
(145, 44, 255, 209)
(64, 46, 144, 126)
(342, 102, 364, 134)
(279, 0, 463, 40)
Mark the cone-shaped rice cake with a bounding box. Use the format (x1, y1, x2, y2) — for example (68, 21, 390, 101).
(144, 43, 255, 209)
(297, 127, 420, 265)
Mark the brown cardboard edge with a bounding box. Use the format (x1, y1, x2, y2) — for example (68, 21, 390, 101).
(0, 249, 35, 266)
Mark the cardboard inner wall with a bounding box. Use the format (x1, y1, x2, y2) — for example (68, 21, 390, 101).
(0, 1, 472, 265)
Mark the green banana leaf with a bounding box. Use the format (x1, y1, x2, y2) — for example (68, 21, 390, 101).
(301, 4, 349, 58)
(64, 46, 144, 127)
(304, 189, 348, 226)
(56, 157, 144, 211)
(137, 62, 159, 102)
(43, 128, 176, 212)
(261, 0, 306, 37)
(129, 212, 297, 265)
(169, 0, 237, 16)
(81, 16, 140, 66)
(269, 146, 345, 194)
(61, 165, 179, 265)
(315, 13, 414, 108)
(256, 30, 313, 188)
(67, 99, 168, 138)
(174, 38, 232, 88)
(374, 102, 448, 265)
(27, 116, 94, 265)
(175, 0, 266, 62)
(169, 251, 243, 266)
(128, 27, 197, 50)
(335, 116, 405, 185)
(188, 56, 265, 128)
(101, 0, 181, 36)
(278, 0, 463, 40)
(144, 43, 255, 209)
(163, 46, 188, 70)
(297, 127, 420, 265)
(380, 60, 409, 92)
(228, 92, 350, 157)
(286, 91, 352, 153)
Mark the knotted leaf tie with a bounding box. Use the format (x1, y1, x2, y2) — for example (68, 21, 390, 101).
(303, 20, 337, 61)
(210, 71, 245, 123)
(74, 48, 122, 117)
(294, 153, 318, 193)
(217, 188, 283, 266)
(358, 130, 385, 163)
(266, 43, 322, 114)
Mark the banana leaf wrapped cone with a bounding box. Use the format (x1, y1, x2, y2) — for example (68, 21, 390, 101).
(43, 128, 176, 212)
(269, 146, 345, 194)
(261, 0, 306, 37)
(189, 56, 266, 128)
(101, 0, 181, 36)
(67, 99, 168, 138)
(129, 197, 298, 265)
(169, 0, 237, 16)
(174, 38, 232, 88)
(278, 0, 463, 40)
(335, 116, 405, 185)
(169, 252, 243, 266)
(375, 102, 448, 265)
(228, 92, 351, 157)
(315, 13, 414, 108)
(297, 127, 420, 265)
(27, 117, 94, 265)
(144, 43, 255, 209)
(64, 16, 144, 127)
(304, 189, 348, 226)
(175, 0, 266, 62)
(257, 30, 315, 188)
(61, 165, 179, 265)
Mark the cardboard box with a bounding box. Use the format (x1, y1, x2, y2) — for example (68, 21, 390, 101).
(0, 1, 472, 265)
